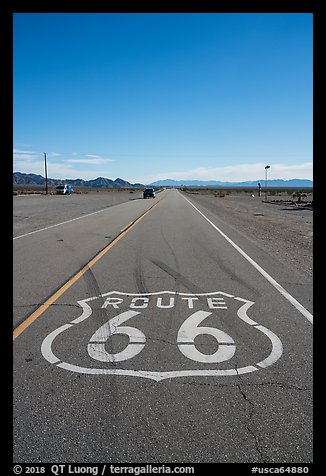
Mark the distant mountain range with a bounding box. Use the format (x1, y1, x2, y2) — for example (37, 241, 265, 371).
(149, 178, 313, 188)
(13, 172, 144, 188)
(13, 172, 313, 189)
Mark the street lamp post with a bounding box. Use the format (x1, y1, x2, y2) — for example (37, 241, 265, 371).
(44, 152, 48, 195)
(264, 165, 270, 201)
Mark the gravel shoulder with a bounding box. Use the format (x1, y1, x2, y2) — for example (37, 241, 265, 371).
(183, 190, 313, 280)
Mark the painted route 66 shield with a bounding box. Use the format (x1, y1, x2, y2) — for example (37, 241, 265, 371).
(41, 291, 283, 381)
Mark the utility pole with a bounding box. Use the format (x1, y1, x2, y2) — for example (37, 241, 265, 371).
(264, 165, 270, 201)
(44, 152, 48, 195)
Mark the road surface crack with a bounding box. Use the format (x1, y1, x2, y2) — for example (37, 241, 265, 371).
(235, 366, 265, 462)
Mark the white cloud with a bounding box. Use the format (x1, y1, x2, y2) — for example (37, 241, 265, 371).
(13, 162, 44, 175)
(13, 144, 312, 184)
(64, 157, 113, 165)
(13, 157, 114, 181)
(13, 149, 40, 160)
(13, 153, 39, 160)
(48, 152, 62, 157)
(13, 149, 38, 154)
(143, 162, 313, 184)
(13, 147, 115, 177)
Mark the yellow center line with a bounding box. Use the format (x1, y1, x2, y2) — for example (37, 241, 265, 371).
(120, 221, 133, 233)
(13, 198, 163, 341)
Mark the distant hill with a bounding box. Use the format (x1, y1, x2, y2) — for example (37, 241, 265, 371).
(148, 178, 313, 188)
(13, 172, 313, 189)
(13, 172, 144, 189)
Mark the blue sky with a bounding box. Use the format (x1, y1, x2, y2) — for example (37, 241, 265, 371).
(13, 13, 313, 184)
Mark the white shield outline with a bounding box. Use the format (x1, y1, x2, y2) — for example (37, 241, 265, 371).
(41, 291, 283, 381)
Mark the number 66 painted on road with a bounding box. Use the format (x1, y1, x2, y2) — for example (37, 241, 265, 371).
(87, 310, 235, 364)
(177, 310, 235, 363)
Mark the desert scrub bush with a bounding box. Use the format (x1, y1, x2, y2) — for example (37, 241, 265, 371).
(292, 190, 307, 203)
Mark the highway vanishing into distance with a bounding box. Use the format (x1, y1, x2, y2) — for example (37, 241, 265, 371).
(13, 188, 313, 464)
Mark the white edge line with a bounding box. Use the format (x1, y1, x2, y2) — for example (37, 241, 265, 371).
(181, 193, 313, 324)
(13, 207, 112, 240)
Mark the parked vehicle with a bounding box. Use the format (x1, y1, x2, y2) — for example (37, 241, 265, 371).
(56, 184, 72, 195)
(143, 188, 155, 199)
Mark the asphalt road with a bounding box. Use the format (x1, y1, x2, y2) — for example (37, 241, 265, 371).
(13, 189, 313, 464)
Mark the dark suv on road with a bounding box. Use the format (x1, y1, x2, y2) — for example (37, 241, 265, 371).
(143, 188, 156, 199)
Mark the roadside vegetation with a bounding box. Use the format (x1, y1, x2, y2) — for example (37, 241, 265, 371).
(180, 186, 313, 207)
